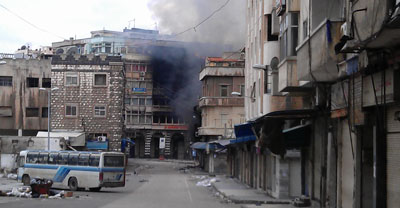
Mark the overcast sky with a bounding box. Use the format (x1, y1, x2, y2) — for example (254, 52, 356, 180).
(0, 0, 245, 53)
(0, 0, 156, 53)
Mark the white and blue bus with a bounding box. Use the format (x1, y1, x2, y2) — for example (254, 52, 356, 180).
(17, 150, 126, 191)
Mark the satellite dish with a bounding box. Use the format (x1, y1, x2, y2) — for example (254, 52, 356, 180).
(270, 57, 279, 71)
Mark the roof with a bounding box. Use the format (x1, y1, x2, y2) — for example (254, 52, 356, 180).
(36, 131, 84, 139)
(207, 57, 243, 62)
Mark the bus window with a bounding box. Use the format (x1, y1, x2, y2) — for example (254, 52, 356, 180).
(19, 156, 25, 167)
(69, 154, 79, 166)
(104, 156, 124, 167)
(38, 153, 49, 164)
(59, 153, 68, 165)
(89, 154, 100, 167)
(27, 152, 39, 164)
(78, 154, 89, 166)
(48, 153, 59, 165)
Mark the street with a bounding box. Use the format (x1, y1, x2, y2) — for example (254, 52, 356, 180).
(0, 159, 239, 208)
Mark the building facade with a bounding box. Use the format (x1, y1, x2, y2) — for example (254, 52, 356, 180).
(50, 54, 124, 151)
(0, 54, 51, 136)
(230, 0, 400, 207)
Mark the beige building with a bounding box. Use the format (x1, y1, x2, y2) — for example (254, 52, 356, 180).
(0, 54, 51, 136)
(198, 53, 245, 142)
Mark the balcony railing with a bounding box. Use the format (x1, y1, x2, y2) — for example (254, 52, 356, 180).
(199, 97, 244, 107)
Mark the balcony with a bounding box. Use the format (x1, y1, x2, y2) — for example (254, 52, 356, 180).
(297, 20, 344, 82)
(199, 97, 244, 108)
(198, 119, 234, 137)
(278, 57, 311, 92)
(199, 67, 244, 81)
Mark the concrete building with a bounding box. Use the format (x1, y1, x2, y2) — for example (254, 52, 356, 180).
(52, 28, 192, 159)
(0, 54, 52, 136)
(196, 52, 245, 174)
(50, 54, 124, 151)
(229, 0, 400, 207)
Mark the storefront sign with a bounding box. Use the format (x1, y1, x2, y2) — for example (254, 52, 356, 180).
(159, 138, 165, 149)
(132, 88, 146, 93)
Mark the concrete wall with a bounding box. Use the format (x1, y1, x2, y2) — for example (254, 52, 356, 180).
(0, 58, 51, 132)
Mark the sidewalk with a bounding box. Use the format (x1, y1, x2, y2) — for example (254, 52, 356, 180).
(211, 176, 291, 205)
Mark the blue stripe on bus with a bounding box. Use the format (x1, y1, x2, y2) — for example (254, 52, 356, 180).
(23, 164, 124, 182)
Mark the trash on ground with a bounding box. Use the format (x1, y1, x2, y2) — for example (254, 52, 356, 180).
(196, 177, 219, 187)
(4, 178, 69, 199)
(139, 179, 148, 183)
(7, 174, 17, 180)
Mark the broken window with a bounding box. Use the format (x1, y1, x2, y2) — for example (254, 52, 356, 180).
(94, 106, 106, 117)
(42, 78, 51, 88)
(66, 73, 78, 86)
(94, 74, 107, 86)
(0, 76, 12, 86)
(220, 85, 228, 97)
(27, 77, 39, 88)
(65, 104, 77, 117)
(42, 107, 48, 118)
(26, 108, 39, 117)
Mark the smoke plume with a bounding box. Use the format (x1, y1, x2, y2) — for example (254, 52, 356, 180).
(148, 0, 246, 50)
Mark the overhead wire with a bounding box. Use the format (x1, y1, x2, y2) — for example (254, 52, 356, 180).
(0, 3, 66, 40)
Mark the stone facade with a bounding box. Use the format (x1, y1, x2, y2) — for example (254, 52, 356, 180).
(51, 55, 124, 151)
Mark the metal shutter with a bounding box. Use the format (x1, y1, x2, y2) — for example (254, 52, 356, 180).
(387, 106, 400, 207)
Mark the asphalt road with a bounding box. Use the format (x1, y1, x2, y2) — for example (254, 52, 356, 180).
(1, 159, 239, 208)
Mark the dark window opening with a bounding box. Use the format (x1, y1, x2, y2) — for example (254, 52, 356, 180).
(0, 76, 12, 86)
(94, 74, 107, 86)
(26, 108, 39, 117)
(42, 107, 48, 118)
(42, 78, 51, 88)
(27, 77, 39, 88)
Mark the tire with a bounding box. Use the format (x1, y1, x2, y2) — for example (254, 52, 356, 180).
(68, 177, 78, 191)
(89, 187, 102, 192)
(22, 175, 30, 186)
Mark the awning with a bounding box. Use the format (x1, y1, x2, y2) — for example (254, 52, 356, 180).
(191, 142, 225, 150)
(191, 142, 207, 149)
(253, 109, 316, 123)
(283, 124, 311, 149)
(231, 123, 257, 144)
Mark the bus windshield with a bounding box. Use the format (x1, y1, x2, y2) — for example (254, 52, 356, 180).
(104, 156, 124, 167)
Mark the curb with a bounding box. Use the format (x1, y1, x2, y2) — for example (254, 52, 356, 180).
(211, 183, 291, 205)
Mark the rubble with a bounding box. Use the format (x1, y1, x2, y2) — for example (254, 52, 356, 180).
(7, 174, 17, 180)
(195, 176, 220, 187)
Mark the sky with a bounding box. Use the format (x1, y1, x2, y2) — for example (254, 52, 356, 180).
(0, 0, 157, 53)
(0, 0, 245, 53)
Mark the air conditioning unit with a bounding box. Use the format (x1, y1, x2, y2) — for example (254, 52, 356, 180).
(140, 72, 145, 77)
(271, 9, 280, 35)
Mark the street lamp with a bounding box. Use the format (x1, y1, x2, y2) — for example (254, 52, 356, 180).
(39, 87, 59, 151)
(231, 91, 255, 102)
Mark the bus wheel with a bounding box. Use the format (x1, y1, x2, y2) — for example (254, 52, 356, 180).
(89, 187, 101, 192)
(22, 175, 30, 186)
(68, 177, 78, 191)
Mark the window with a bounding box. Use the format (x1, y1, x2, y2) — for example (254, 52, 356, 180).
(59, 153, 68, 165)
(139, 98, 145, 105)
(0, 106, 12, 117)
(94, 106, 106, 117)
(26, 108, 39, 117)
(48, 153, 59, 165)
(66, 104, 78, 117)
(240, 85, 245, 96)
(42, 107, 48, 118)
(78, 154, 89, 166)
(19, 156, 25, 167)
(89, 154, 100, 167)
(27, 77, 39, 88)
(126, 110, 152, 124)
(38, 153, 49, 164)
(124, 98, 131, 105)
(279, 12, 299, 60)
(68, 154, 79, 166)
(220, 85, 228, 97)
(0, 76, 12, 86)
(66, 73, 78, 86)
(27, 152, 38, 163)
(146, 98, 152, 106)
(264, 70, 272, 94)
(94, 74, 107, 86)
(42, 78, 51, 88)
(104, 156, 124, 167)
(105, 43, 111, 53)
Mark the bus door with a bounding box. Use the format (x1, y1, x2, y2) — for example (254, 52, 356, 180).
(17, 155, 26, 181)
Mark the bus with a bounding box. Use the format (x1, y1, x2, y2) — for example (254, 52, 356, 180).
(17, 150, 126, 191)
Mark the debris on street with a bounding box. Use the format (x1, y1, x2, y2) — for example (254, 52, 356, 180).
(196, 176, 220, 187)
